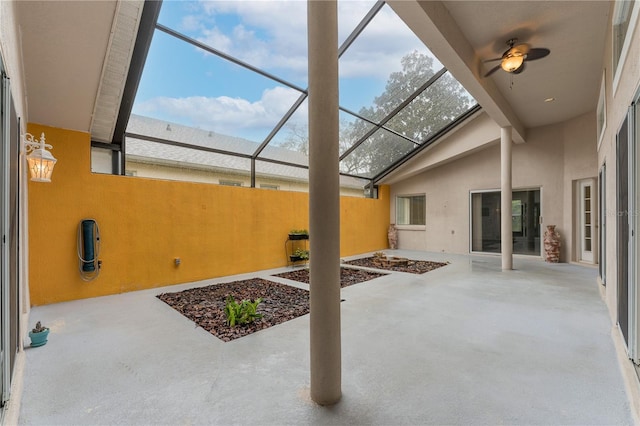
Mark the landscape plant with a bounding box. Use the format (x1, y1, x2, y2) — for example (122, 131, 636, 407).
(289, 229, 308, 235)
(32, 321, 48, 333)
(224, 295, 263, 327)
(293, 248, 309, 260)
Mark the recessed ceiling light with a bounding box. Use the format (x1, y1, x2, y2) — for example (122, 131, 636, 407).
(544, 97, 555, 103)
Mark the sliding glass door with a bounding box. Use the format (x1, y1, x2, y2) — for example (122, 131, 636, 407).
(599, 165, 606, 284)
(471, 189, 541, 255)
(0, 55, 20, 408)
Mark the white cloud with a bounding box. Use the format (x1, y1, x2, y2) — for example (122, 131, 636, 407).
(134, 86, 302, 137)
(186, 1, 308, 78)
(172, 0, 436, 82)
(338, 7, 441, 79)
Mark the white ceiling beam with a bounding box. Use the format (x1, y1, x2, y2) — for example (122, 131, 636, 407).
(388, 0, 526, 143)
(91, 0, 145, 143)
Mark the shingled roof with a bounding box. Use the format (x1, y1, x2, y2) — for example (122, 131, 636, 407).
(125, 114, 366, 188)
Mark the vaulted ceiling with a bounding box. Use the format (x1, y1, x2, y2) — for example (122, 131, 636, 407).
(389, 0, 610, 143)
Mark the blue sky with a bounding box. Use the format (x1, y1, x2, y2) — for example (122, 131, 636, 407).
(132, 0, 443, 144)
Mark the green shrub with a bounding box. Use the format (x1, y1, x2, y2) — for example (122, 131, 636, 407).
(289, 229, 309, 235)
(293, 248, 309, 259)
(224, 295, 263, 327)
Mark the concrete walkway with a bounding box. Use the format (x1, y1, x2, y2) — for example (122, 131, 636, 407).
(17, 251, 635, 425)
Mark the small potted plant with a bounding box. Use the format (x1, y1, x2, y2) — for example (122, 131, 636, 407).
(290, 248, 309, 262)
(288, 229, 309, 240)
(29, 321, 49, 347)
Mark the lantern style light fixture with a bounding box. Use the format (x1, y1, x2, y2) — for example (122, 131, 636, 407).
(23, 132, 57, 182)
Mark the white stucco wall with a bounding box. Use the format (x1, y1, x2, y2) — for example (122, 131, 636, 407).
(562, 112, 599, 262)
(0, 0, 26, 129)
(597, 2, 640, 325)
(388, 111, 597, 262)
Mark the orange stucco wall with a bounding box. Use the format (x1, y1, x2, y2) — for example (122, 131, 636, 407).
(28, 124, 390, 305)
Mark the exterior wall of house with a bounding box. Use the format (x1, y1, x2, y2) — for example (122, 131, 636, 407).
(598, 2, 640, 325)
(1, 4, 32, 410)
(27, 123, 390, 306)
(0, 1, 26, 125)
(124, 160, 365, 197)
(389, 111, 597, 262)
(596, 3, 640, 410)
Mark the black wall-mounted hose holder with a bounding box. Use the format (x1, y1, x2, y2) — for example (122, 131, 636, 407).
(77, 219, 101, 281)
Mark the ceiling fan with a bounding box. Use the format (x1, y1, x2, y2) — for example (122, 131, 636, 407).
(484, 38, 550, 77)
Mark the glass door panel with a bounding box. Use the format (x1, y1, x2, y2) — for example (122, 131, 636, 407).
(471, 189, 540, 255)
(580, 180, 594, 262)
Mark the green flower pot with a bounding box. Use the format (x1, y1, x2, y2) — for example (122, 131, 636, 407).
(29, 329, 49, 347)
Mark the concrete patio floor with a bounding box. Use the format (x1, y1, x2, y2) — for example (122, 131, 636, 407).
(16, 251, 636, 425)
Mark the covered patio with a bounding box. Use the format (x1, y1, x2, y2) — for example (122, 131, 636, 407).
(16, 252, 634, 425)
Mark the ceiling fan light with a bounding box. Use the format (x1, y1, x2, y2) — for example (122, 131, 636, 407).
(501, 53, 525, 72)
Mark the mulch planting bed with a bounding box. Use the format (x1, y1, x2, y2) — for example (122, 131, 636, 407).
(274, 267, 387, 287)
(344, 256, 449, 274)
(157, 267, 389, 342)
(157, 260, 443, 342)
(157, 278, 309, 342)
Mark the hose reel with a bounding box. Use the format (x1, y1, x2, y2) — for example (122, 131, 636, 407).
(77, 218, 101, 281)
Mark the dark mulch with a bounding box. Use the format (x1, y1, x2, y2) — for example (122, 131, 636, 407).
(157, 278, 309, 342)
(274, 267, 387, 287)
(344, 256, 449, 274)
(157, 259, 445, 342)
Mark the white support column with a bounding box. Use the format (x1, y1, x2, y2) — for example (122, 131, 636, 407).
(501, 126, 513, 270)
(307, 0, 341, 406)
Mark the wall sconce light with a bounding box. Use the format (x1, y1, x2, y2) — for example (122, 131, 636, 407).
(23, 132, 57, 182)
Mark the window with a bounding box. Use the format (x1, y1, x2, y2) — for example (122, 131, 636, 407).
(599, 165, 606, 284)
(364, 185, 379, 199)
(91, 147, 114, 174)
(612, 0, 640, 91)
(597, 71, 606, 148)
(219, 180, 242, 187)
(396, 195, 425, 225)
(260, 184, 279, 190)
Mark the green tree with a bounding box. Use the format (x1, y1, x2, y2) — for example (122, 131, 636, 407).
(343, 50, 474, 176)
(279, 50, 474, 177)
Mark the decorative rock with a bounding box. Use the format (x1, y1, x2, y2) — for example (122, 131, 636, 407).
(544, 225, 561, 263)
(388, 224, 398, 249)
(372, 252, 408, 267)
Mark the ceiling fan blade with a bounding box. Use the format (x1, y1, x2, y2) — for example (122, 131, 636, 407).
(512, 63, 526, 74)
(484, 57, 502, 63)
(484, 64, 502, 77)
(525, 48, 550, 61)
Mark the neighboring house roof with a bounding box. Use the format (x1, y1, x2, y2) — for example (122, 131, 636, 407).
(126, 114, 366, 188)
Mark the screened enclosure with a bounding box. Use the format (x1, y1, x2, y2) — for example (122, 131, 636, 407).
(119, 0, 479, 196)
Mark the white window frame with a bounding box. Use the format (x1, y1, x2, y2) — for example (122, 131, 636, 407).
(599, 164, 606, 284)
(629, 89, 640, 363)
(578, 179, 595, 263)
(597, 70, 607, 149)
(259, 183, 279, 190)
(612, 0, 640, 95)
(395, 194, 426, 229)
(219, 180, 242, 187)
